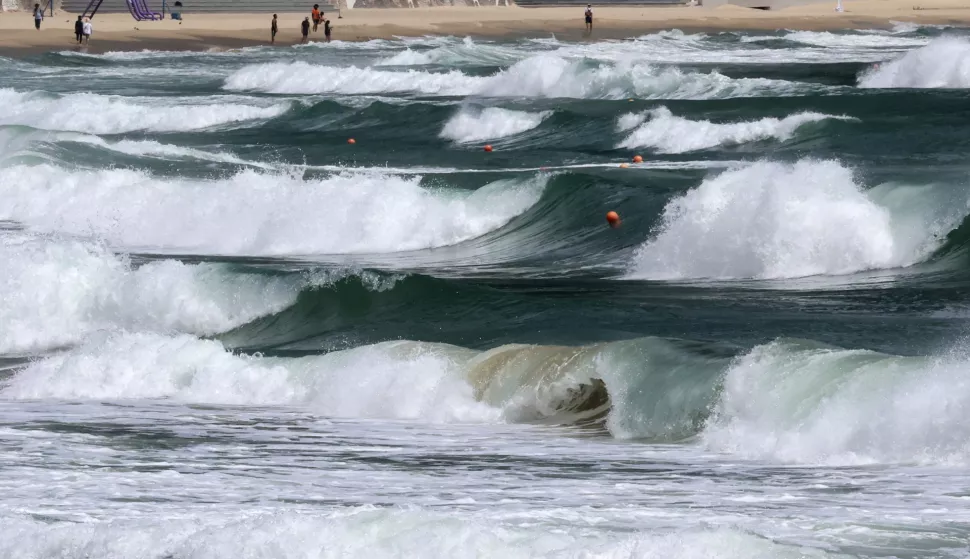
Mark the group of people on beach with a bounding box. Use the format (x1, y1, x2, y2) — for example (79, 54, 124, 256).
(74, 15, 94, 44)
(31, 3, 92, 44)
(270, 4, 332, 45)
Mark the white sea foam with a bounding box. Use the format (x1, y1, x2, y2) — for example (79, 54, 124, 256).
(225, 55, 817, 99)
(859, 38, 970, 88)
(783, 30, 929, 49)
(0, 89, 289, 134)
(616, 107, 851, 153)
(0, 165, 545, 255)
(0, 234, 301, 354)
(703, 340, 970, 465)
(627, 160, 964, 280)
(3, 333, 496, 422)
(377, 37, 523, 67)
(224, 61, 481, 95)
(0, 514, 823, 559)
(440, 107, 551, 143)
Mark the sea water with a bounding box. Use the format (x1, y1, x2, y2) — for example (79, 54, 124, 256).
(3, 25, 970, 558)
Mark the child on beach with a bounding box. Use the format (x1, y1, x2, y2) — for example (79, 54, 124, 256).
(271, 14, 278, 44)
(82, 17, 92, 44)
(324, 19, 332, 42)
(301, 16, 310, 43)
(32, 4, 43, 30)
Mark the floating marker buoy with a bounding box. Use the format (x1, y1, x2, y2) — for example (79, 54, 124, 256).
(484, 145, 493, 152)
(540, 166, 548, 171)
(619, 163, 630, 169)
(628, 99, 634, 102)
(606, 211, 621, 228)
(633, 155, 643, 164)
(347, 138, 356, 145)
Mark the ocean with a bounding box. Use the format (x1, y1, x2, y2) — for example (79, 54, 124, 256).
(2, 24, 970, 558)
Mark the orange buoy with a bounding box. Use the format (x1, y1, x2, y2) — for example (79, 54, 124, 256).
(632, 155, 643, 164)
(484, 145, 493, 152)
(347, 138, 356, 145)
(606, 211, 621, 228)
(619, 163, 630, 169)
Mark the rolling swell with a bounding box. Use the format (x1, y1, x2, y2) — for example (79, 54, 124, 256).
(7, 329, 969, 465)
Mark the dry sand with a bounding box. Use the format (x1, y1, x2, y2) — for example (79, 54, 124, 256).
(0, 0, 967, 54)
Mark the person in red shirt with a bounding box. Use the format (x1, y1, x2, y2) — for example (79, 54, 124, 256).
(311, 4, 321, 32)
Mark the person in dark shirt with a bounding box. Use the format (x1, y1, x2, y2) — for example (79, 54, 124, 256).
(324, 18, 332, 42)
(301, 16, 310, 43)
(74, 15, 83, 43)
(271, 14, 278, 44)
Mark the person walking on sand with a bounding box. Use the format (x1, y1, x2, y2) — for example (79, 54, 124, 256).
(271, 14, 278, 44)
(301, 16, 310, 43)
(311, 4, 321, 32)
(74, 15, 83, 43)
(584, 4, 593, 32)
(32, 3, 43, 30)
(82, 17, 92, 44)
(324, 18, 332, 42)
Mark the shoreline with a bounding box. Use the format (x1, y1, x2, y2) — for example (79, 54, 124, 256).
(0, 2, 967, 55)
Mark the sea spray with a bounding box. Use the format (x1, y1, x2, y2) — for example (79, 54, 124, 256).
(627, 160, 959, 280)
(703, 339, 970, 465)
(616, 107, 853, 153)
(0, 165, 547, 255)
(0, 234, 301, 353)
(0, 88, 289, 134)
(225, 55, 818, 100)
(859, 37, 970, 88)
(440, 107, 551, 143)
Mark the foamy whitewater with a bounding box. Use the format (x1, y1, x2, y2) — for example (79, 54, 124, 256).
(3, 28, 970, 559)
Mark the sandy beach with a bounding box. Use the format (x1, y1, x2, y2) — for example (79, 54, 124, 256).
(0, 0, 968, 54)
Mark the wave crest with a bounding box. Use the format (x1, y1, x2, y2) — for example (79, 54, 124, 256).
(616, 107, 851, 153)
(0, 88, 288, 134)
(627, 160, 960, 280)
(858, 38, 970, 89)
(440, 107, 550, 143)
(0, 165, 546, 255)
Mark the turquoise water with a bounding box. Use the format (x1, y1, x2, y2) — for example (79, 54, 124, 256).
(3, 26, 970, 558)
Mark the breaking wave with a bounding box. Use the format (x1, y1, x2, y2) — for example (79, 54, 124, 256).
(0, 89, 290, 134)
(440, 107, 551, 143)
(627, 160, 965, 280)
(858, 37, 970, 88)
(616, 107, 852, 153)
(225, 55, 818, 100)
(0, 234, 301, 354)
(0, 164, 546, 255)
(7, 330, 970, 465)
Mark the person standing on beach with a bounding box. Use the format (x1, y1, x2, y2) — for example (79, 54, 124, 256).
(32, 4, 43, 30)
(324, 18, 332, 42)
(82, 17, 92, 44)
(74, 15, 83, 43)
(301, 16, 310, 43)
(584, 4, 593, 32)
(271, 14, 278, 44)
(311, 4, 321, 32)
